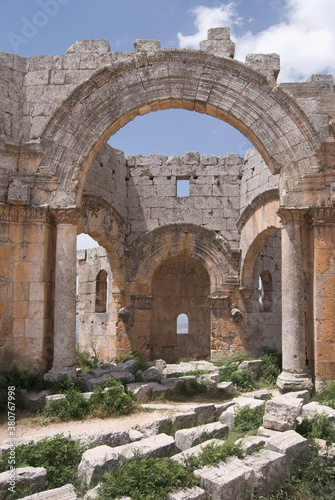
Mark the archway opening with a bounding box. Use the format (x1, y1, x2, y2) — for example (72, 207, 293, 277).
(151, 255, 210, 362)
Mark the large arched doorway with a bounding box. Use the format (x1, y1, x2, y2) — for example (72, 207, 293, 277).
(150, 255, 210, 362)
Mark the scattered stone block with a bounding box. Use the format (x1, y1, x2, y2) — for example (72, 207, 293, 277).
(242, 389, 270, 400)
(236, 435, 267, 455)
(238, 360, 263, 379)
(168, 485, 206, 499)
(45, 393, 67, 403)
(115, 433, 176, 461)
(302, 402, 335, 421)
(264, 430, 309, 473)
(214, 401, 235, 419)
(20, 484, 77, 499)
(143, 366, 163, 382)
(242, 449, 286, 496)
(193, 404, 216, 424)
(73, 429, 144, 448)
(263, 396, 303, 431)
(315, 438, 335, 465)
(19, 390, 50, 409)
(194, 456, 257, 500)
(127, 382, 153, 402)
(199, 373, 220, 384)
(84, 484, 101, 499)
(282, 390, 310, 404)
(109, 371, 135, 384)
(0, 467, 47, 499)
(154, 359, 166, 370)
(175, 422, 229, 451)
(218, 407, 235, 430)
(78, 445, 119, 487)
(257, 427, 282, 438)
(217, 381, 235, 395)
(170, 411, 198, 433)
(233, 397, 266, 410)
(140, 417, 172, 437)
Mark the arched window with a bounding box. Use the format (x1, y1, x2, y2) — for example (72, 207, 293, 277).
(259, 271, 272, 312)
(95, 270, 108, 313)
(177, 313, 189, 334)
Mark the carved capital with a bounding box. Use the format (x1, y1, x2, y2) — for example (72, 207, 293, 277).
(51, 208, 81, 225)
(277, 207, 309, 226)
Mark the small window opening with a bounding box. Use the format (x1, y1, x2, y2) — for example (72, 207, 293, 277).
(177, 179, 190, 197)
(258, 271, 272, 312)
(95, 270, 108, 313)
(177, 313, 189, 334)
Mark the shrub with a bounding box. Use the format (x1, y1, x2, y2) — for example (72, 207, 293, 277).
(0, 434, 85, 491)
(183, 441, 244, 472)
(315, 381, 335, 410)
(42, 389, 91, 420)
(116, 351, 152, 372)
(260, 348, 282, 387)
(296, 412, 335, 446)
(231, 369, 256, 392)
(90, 379, 136, 417)
(76, 344, 103, 372)
(97, 456, 199, 500)
(233, 404, 265, 433)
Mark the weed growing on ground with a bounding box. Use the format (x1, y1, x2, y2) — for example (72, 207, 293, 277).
(97, 456, 199, 500)
(0, 434, 85, 494)
(76, 344, 103, 372)
(42, 379, 136, 421)
(296, 412, 335, 446)
(259, 348, 282, 388)
(233, 404, 265, 434)
(314, 381, 335, 410)
(116, 351, 152, 372)
(183, 440, 244, 472)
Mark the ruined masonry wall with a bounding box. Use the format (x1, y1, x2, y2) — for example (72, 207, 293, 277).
(240, 147, 280, 214)
(76, 247, 116, 360)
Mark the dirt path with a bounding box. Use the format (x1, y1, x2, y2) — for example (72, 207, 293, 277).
(0, 403, 201, 443)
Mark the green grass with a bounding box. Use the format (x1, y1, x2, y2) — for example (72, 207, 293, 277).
(182, 441, 244, 472)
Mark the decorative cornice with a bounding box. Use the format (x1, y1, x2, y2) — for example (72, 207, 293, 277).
(208, 295, 231, 310)
(308, 206, 335, 226)
(131, 295, 153, 310)
(0, 204, 51, 223)
(276, 207, 310, 226)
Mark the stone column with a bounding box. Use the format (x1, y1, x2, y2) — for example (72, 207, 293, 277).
(45, 210, 80, 381)
(276, 208, 313, 393)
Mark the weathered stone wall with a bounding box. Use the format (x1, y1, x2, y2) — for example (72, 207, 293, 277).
(0, 206, 55, 373)
(240, 147, 280, 214)
(76, 247, 116, 361)
(126, 152, 242, 247)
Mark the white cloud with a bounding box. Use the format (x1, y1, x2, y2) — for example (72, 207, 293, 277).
(178, 0, 335, 82)
(177, 3, 242, 49)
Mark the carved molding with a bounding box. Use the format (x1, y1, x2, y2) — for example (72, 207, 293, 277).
(308, 206, 335, 225)
(208, 295, 231, 310)
(50, 208, 82, 225)
(277, 207, 309, 226)
(131, 295, 153, 310)
(0, 204, 51, 223)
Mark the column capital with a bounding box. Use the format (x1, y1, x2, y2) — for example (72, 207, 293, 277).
(276, 207, 309, 226)
(50, 208, 81, 225)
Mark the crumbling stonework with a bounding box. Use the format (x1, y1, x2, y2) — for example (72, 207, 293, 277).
(0, 28, 334, 389)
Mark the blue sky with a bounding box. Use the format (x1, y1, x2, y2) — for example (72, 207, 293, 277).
(1, 0, 333, 248)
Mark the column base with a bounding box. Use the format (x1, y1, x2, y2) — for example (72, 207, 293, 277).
(277, 371, 313, 394)
(44, 366, 77, 382)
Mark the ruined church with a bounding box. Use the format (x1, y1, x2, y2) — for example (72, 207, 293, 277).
(0, 28, 334, 392)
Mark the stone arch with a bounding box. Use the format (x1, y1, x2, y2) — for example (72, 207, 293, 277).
(239, 193, 282, 290)
(150, 255, 211, 361)
(126, 223, 239, 294)
(78, 194, 129, 294)
(36, 50, 321, 207)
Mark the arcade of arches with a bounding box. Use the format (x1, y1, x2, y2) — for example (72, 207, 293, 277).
(0, 29, 334, 392)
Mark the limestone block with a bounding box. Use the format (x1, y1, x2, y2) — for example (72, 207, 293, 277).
(301, 402, 335, 421)
(193, 404, 217, 424)
(214, 401, 235, 419)
(263, 396, 303, 431)
(110, 360, 138, 374)
(242, 389, 271, 400)
(169, 412, 198, 434)
(238, 360, 263, 379)
(233, 397, 266, 410)
(134, 39, 161, 52)
(168, 486, 206, 499)
(84, 484, 100, 499)
(86, 373, 115, 390)
(7, 180, 30, 205)
(109, 372, 135, 384)
(154, 359, 166, 370)
(126, 382, 153, 402)
(217, 381, 235, 395)
(199, 373, 220, 385)
(66, 39, 110, 53)
(282, 390, 310, 405)
(245, 53, 280, 83)
(19, 484, 77, 499)
(139, 417, 173, 437)
(78, 445, 119, 487)
(194, 457, 256, 500)
(242, 449, 286, 496)
(235, 435, 267, 455)
(218, 407, 235, 430)
(0, 467, 47, 498)
(171, 439, 222, 464)
(161, 377, 186, 394)
(264, 430, 309, 472)
(143, 366, 163, 382)
(257, 427, 283, 438)
(46, 393, 66, 403)
(19, 389, 49, 408)
(175, 422, 229, 451)
(115, 433, 176, 461)
(315, 438, 335, 465)
(72, 429, 144, 448)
